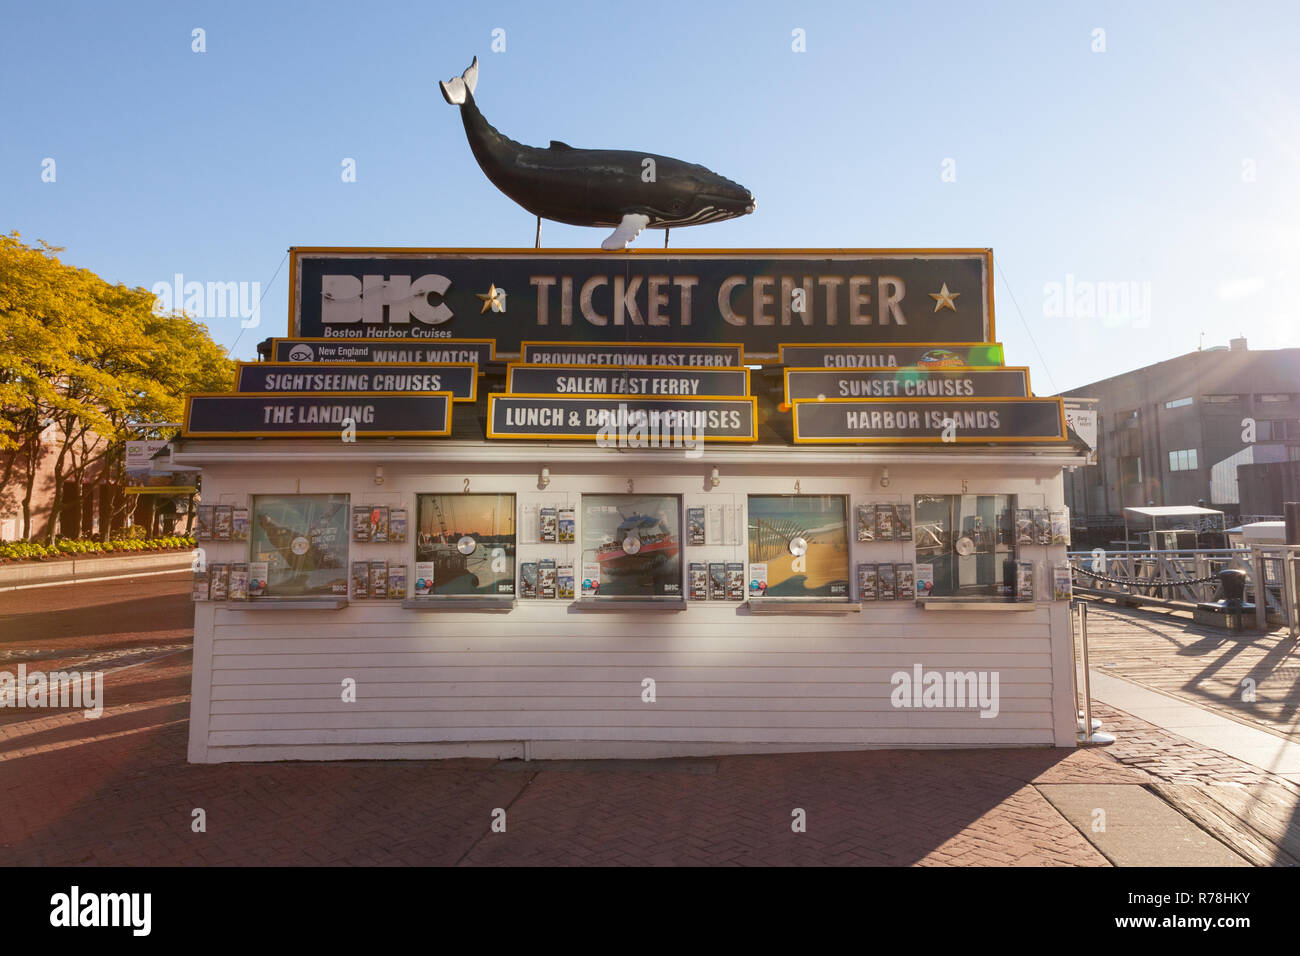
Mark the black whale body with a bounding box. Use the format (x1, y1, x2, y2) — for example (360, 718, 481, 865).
(441, 57, 755, 249)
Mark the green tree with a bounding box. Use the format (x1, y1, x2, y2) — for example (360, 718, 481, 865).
(0, 232, 234, 541)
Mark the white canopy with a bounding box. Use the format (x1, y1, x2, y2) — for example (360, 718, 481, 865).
(1124, 506, 1223, 518)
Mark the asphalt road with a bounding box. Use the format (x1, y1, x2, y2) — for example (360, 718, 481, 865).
(0, 571, 192, 674)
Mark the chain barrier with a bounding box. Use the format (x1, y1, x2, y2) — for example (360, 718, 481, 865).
(1072, 565, 1223, 590)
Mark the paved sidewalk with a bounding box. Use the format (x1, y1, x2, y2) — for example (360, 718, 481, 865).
(1091, 669, 1300, 783)
(0, 577, 1281, 866)
(1082, 602, 1300, 738)
(0, 648, 1144, 866)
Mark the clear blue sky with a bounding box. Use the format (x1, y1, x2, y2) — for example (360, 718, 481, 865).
(3, 0, 1297, 392)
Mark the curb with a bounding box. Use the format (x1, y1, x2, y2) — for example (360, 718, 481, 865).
(0, 551, 194, 588)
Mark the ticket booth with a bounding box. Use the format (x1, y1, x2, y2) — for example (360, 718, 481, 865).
(177, 248, 1088, 763)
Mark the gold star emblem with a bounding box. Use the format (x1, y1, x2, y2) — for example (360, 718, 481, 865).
(929, 283, 960, 312)
(476, 284, 506, 313)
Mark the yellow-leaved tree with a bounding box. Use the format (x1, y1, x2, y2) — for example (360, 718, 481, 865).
(0, 232, 235, 541)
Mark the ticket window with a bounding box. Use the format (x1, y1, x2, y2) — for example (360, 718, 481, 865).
(914, 494, 1016, 598)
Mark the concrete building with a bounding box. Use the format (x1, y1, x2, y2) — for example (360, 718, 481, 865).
(1061, 339, 1300, 528)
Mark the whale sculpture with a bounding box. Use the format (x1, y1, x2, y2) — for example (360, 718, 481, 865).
(440, 58, 755, 250)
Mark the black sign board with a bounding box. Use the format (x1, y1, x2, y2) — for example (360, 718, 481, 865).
(289, 249, 993, 356)
(521, 341, 744, 367)
(507, 364, 749, 398)
(183, 392, 453, 438)
(778, 342, 1004, 368)
(784, 367, 1029, 404)
(237, 363, 478, 401)
(488, 395, 757, 442)
(270, 337, 494, 366)
(792, 397, 1067, 444)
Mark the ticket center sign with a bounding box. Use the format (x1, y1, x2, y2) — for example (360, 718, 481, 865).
(290, 248, 993, 357)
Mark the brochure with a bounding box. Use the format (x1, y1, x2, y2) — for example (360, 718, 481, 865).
(538, 559, 557, 599)
(1053, 564, 1073, 601)
(877, 562, 897, 601)
(370, 506, 389, 543)
(688, 507, 706, 546)
(689, 562, 707, 600)
(414, 561, 436, 597)
(1050, 509, 1070, 546)
(557, 563, 574, 600)
(896, 504, 913, 541)
(895, 563, 915, 600)
(231, 507, 249, 541)
(748, 563, 768, 597)
(520, 562, 538, 599)
(352, 560, 369, 599)
(1017, 561, 1034, 602)
(353, 506, 371, 543)
(389, 508, 408, 543)
(874, 504, 896, 541)
(388, 564, 406, 599)
(558, 508, 575, 543)
(249, 561, 268, 598)
(915, 563, 935, 598)
(726, 562, 744, 600)
(856, 504, 874, 542)
(581, 562, 600, 598)
(369, 560, 387, 597)
(857, 563, 877, 602)
(708, 562, 726, 601)
(195, 504, 213, 540)
(539, 508, 557, 543)
(228, 563, 249, 601)
(1015, 509, 1034, 546)
(208, 563, 229, 602)
(1033, 509, 1051, 546)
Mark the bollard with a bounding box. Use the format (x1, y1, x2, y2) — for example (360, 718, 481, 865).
(1075, 600, 1115, 746)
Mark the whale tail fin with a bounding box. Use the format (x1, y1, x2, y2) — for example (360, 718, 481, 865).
(439, 56, 479, 105)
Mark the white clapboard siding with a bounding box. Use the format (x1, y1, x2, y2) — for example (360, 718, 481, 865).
(209, 695, 1050, 714)
(208, 681, 1053, 700)
(188, 459, 1078, 761)
(207, 726, 1055, 747)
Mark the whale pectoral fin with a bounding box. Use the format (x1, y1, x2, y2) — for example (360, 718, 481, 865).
(548, 140, 575, 150)
(601, 213, 651, 251)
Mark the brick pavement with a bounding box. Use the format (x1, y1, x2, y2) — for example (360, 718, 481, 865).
(0, 576, 1282, 867)
(0, 644, 1136, 866)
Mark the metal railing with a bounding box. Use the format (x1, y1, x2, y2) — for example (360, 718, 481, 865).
(1066, 545, 1300, 636)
